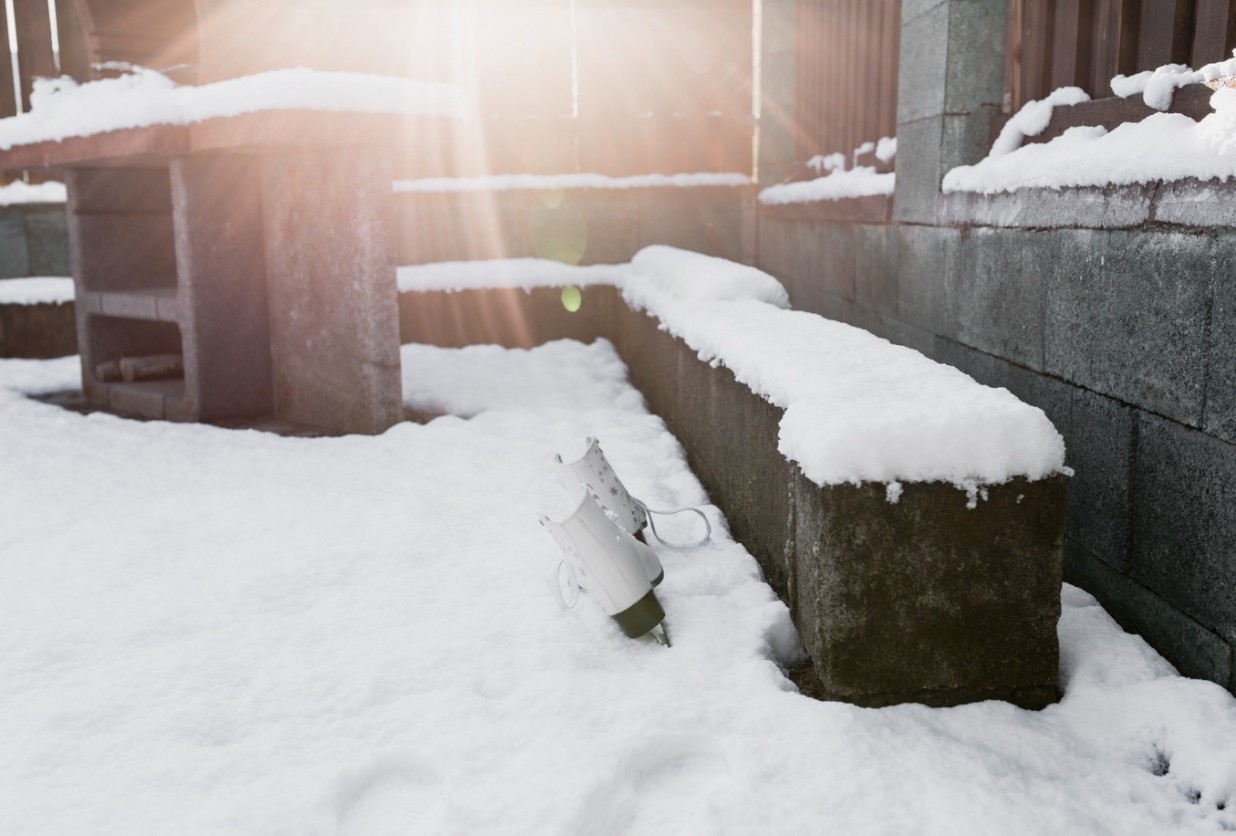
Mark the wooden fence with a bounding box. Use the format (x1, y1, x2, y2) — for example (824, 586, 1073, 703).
(1008, 0, 1236, 108)
(0, 0, 754, 179)
(794, 0, 901, 163)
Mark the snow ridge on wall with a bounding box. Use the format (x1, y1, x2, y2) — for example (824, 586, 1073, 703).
(0, 67, 470, 150)
(400, 247, 1068, 488)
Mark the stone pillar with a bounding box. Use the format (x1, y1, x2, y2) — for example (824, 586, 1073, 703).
(260, 146, 403, 436)
(893, 0, 1008, 225)
(757, 0, 798, 187)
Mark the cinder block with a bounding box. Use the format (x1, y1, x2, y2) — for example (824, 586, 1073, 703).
(68, 213, 177, 292)
(942, 0, 1009, 118)
(1065, 388, 1133, 571)
(951, 227, 1050, 371)
(262, 147, 403, 435)
(794, 469, 1064, 708)
(1204, 232, 1236, 443)
(893, 116, 945, 225)
(902, 0, 948, 23)
(854, 224, 899, 317)
(1131, 413, 1236, 644)
(896, 5, 949, 124)
(897, 223, 956, 335)
(1066, 539, 1234, 687)
(170, 155, 273, 423)
(1045, 229, 1213, 426)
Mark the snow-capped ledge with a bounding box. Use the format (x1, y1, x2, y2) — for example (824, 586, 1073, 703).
(401, 248, 1068, 489)
(938, 177, 1236, 229)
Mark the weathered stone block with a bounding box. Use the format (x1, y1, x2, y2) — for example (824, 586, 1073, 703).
(896, 5, 949, 124)
(0, 300, 77, 358)
(1204, 232, 1236, 444)
(1130, 413, 1236, 644)
(951, 227, 1050, 370)
(854, 224, 899, 317)
(896, 222, 956, 335)
(1064, 388, 1133, 571)
(893, 116, 945, 225)
(794, 469, 1063, 708)
(1045, 230, 1213, 427)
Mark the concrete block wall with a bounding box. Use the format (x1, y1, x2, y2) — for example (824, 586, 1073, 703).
(758, 215, 1236, 694)
(397, 187, 757, 268)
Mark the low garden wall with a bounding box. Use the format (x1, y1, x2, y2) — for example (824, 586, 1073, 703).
(399, 270, 1066, 709)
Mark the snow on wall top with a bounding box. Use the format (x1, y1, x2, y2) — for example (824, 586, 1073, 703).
(944, 59, 1236, 194)
(0, 67, 470, 151)
(394, 172, 753, 193)
(399, 247, 1067, 488)
(0, 180, 66, 205)
(758, 136, 896, 206)
(757, 167, 894, 205)
(0, 277, 73, 305)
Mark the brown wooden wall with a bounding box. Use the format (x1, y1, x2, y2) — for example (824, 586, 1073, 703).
(0, 0, 753, 179)
(794, 0, 901, 163)
(1009, 0, 1236, 108)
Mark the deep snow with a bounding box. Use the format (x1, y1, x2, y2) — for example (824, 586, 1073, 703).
(1, 344, 1235, 835)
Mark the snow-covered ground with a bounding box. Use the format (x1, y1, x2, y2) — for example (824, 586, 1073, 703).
(2, 343, 1236, 835)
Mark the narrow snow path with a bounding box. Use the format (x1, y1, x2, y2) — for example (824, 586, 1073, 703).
(0, 343, 1233, 835)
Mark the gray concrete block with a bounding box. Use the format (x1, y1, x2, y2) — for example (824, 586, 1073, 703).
(1065, 388, 1133, 571)
(23, 206, 70, 277)
(942, 0, 1009, 118)
(577, 198, 639, 264)
(951, 227, 1049, 370)
(1065, 539, 1234, 687)
(897, 223, 957, 335)
(1045, 230, 1213, 426)
(896, 5, 949, 124)
(1204, 232, 1236, 443)
(637, 189, 754, 265)
(262, 147, 403, 435)
(903, 0, 948, 23)
(854, 224, 899, 318)
(68, 213, 177, 292)
(893, 116, 945, 225)
(939, 113, 997, 185)
(938, 185, 1154, 229)
(1130, 413, 1236, 644)
(793, 469, 1064, 709)
(0, 210, 29, 278)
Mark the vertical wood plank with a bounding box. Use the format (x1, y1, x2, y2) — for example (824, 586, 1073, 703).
(1137, 0, 1196, 68)
(12, 0, 56, 111)
(1192, 0, 1235, 65)
(1021, 0, 1054, 104)
(0, 1, 15, 120)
